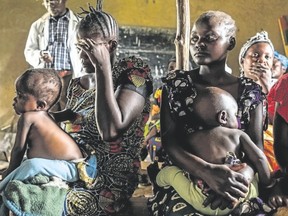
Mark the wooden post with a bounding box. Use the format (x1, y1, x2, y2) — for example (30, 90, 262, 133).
(175, 0, 190, 70)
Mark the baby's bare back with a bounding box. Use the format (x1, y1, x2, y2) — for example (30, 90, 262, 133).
(186, 127, 242, 164)
(26, 111, 83, 160)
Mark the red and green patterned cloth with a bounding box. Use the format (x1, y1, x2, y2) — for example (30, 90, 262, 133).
(62, 56, 153, 215)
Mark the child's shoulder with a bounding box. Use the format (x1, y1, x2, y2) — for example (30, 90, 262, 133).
(21, 111, 49, 122)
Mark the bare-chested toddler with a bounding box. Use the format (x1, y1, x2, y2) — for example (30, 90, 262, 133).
(0, 68, 83, 192)
(156, 86, 274, 215)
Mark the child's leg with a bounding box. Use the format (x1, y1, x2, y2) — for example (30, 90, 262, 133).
(156, 166, 202, 205)
(156, 166, 236, 216)
(0, 158, 78, 192)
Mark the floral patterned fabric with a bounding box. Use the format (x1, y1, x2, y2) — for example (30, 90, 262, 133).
(62, 56, 153, 216)
(147, 69, 269, 216)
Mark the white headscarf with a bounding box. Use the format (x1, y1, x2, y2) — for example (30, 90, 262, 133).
(239, 31, 274, 69)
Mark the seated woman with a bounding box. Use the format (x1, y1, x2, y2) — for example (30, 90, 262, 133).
(239, 32, 288, 173)
(148, 10, 270, 216)
(267, 51, 288, 123)
(268, 70, 288, 209)
(58, 3, 153, 215)
(238, 31, 278, 172)
(273, 71, 288, 174)
(2, 1, 153, 216)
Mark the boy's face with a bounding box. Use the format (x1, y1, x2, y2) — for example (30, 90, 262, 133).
(13, 92, 38, 115)
(190, 19, 232, 65)
(225, 102, 239, 129)
(13, 80, 38, 115)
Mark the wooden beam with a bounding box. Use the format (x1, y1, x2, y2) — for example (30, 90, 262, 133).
(175, 0, 190, 70)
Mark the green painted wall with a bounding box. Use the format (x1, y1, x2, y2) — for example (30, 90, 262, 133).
(0, 0, 287, 125)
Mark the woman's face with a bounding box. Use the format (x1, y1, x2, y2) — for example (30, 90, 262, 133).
(272, 58, 286, 79)
(76, 30, 104, 74)
(43, 0, 67, 17)
(240, 42, 274, 79)
(190, 19, 232, 66)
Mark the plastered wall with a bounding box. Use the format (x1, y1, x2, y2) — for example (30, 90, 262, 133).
(0, 0, 287, 125)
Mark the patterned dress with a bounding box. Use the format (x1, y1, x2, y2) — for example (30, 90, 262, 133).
(62, 56, 153, 216)
(147, 69, 272, 216)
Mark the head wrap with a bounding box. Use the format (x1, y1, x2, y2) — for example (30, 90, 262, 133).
(274, 51, 288, 70)
(239, 31, 274, 67)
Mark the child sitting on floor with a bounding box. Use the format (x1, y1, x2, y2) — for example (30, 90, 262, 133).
(0, 68, 83, 192)
(156, 87, 275, 215)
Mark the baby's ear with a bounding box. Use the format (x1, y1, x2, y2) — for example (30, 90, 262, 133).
(227, 36, 236, 51)
(218, 110, 228, 125)
(36, 100, 47, 110)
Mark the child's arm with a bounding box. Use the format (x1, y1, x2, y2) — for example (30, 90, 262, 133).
(2, 114, 31, 179)
(240, 132, 271, 186)
(50, 109, 77, 123)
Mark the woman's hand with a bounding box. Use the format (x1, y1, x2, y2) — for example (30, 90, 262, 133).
(203, 163, 251, 209)
(203, 192, 235, 210)
(249, 62, 272, 93)
(202, 163, 249, 203)
(76, 38, 110, 69)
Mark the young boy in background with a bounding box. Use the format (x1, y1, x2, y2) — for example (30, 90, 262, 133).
(0, 68, 83, 192)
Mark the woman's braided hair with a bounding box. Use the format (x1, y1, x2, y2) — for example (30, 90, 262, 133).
(78, 0, 119, 40)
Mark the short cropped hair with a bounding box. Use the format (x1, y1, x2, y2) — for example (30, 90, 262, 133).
(195, 10, 237, 38)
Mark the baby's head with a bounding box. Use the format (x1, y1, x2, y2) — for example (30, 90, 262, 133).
(193, 87, 239, 129)
(15, 69, 62, 113)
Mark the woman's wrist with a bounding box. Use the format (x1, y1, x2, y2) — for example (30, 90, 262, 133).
(198, 162, 213, 179)
(264, 178, 277, 189)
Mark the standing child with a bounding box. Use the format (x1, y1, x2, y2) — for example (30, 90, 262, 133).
(0, 68, 83, 192)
